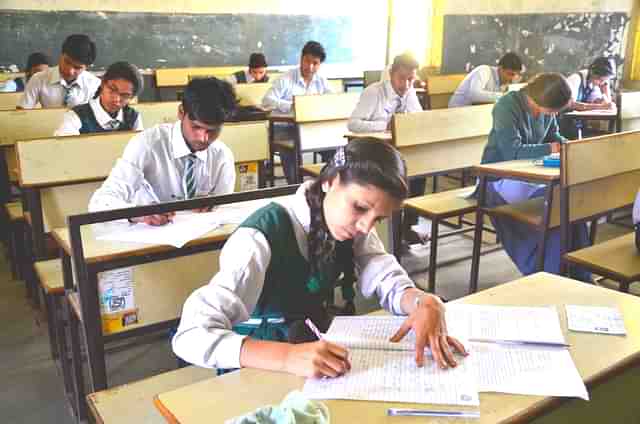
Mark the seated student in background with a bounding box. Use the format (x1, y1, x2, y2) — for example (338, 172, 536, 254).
(89, 78, 237, 226)
(228, 53, 269, 85)
(0, 52, 51, 93)
(173, 139, 467, 377)
(481, 72, 590, 281)
(448, 52, 523, 108)
(566, 57, 615, 111)
(54, 61, 143, 136)
(262, 41, 333, 184)
(18, 34, 100, 109)
(349, 53, 427, 243)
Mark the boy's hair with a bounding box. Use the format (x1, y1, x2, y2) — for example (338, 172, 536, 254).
(589, 57, 615, 78)
(498, 52, 523, 72)
(390, 52, 419, 74)
(301, 41, 326, 63)
(249, 53, 268, 69)
(25, 52, 51, 71)
(182, 77, 237, 125)
(101, 61, 144, 96)
(523, 72, 572, 110)
(61, 34, 97, 66)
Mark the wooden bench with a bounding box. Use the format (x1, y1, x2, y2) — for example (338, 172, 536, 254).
(392, 104, 493, 293)
(559, 130, 640, 291)
(424, 73, 466, 109)
(87, 366, 213, 424)
(270, 92, 360, 184)
(0, 91, 25, 110)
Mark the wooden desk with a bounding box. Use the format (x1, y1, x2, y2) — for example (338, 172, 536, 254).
(563, 109, 618, 138)
(87, 366, 213, 424)
(470, 160, 560, 293)
(344, 131, 392, 142)
(153, 272, 640, 423)
(55, 187, 296, 421)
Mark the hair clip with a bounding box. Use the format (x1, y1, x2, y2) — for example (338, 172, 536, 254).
(332, 147, 347, 167)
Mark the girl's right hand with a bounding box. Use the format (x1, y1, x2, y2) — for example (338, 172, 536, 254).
(285, 340, 351, 378)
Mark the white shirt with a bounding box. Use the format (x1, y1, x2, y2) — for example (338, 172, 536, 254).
(54, 97, 144, 136)
(0, 79, 18, 93)
(262, 67, 333, 113)
(348, 80, 422, 133)
(172, 182, 415, 369)
(89, 121, 235, 212)
(566, 70, 610, 103)
(448, 65, 503, 108)
(18, 66, 101, 109)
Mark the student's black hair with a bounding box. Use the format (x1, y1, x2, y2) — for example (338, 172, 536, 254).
(25, 52, 51, 72)
(589, 57, 615, 78)
(390, 52, 419, 74)
(305, 139, 408, 280)
(98, 61, 144, 97)
(181, 77, 237, 125)
(249, 53, 268, 69)
(301, 41, 326, 63)
(61, 34, 97, 66)
(522, 72, 572, 110)
(498, 52, 523, 72)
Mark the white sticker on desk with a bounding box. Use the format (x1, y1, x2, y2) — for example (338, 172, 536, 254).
(98, 268, 135, 314)
(565, 305, 626, 335)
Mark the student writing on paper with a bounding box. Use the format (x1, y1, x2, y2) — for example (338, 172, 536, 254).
(0, 52, 50, 93)
(480, 73, 590, 281)
(448, 52, 523, 108)
(228, 53, 269, 85)
(262, 41, 334, 184)
(54, 61, 144, 136)
(88, 77, 237, 225)
(348, 53, 427, 244)
(173, 140, 467, 378)
(17, 34, 101, 109)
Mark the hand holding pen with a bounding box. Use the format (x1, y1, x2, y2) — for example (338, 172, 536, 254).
(129, 180, 175, 226)
(280, 318, 351, 379)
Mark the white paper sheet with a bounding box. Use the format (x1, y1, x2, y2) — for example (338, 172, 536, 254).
(566, 305, 626, 335)
(445, 304, 566, 345)
(472, 342, 589, 400)
(95, 211, 220, 248)
(303, 348, 479, 406)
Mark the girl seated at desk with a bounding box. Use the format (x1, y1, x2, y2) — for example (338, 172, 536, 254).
(481, 72, 590, 282)
(173, 139, 466, 378)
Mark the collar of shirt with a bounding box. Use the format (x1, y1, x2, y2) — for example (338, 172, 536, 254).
(382, 79, 406, 103)
(170, 121, 209, 162)
(89, 97, 124, 128)
(290, 182, 313, 233)
(292, 67, 322, 88)
(48, 66, 79, 89)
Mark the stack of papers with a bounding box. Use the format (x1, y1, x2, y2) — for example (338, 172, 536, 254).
(303, 305, 589, 406)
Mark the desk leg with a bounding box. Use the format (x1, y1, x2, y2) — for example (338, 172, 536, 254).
(427, 217, 439, 293)
(294, 126, 303, 184)
(559, 186, 570, 276)
(267, 122, 276, 187)
(61, 252, 87, 423)
(536, 183, 555, 272)
(469, 176, 487, 293)
(82, 268, 108, 392)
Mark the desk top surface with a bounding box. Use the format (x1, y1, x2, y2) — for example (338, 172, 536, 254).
(344, 131, 392, 141)
(154, 272, 640, 424)
(473, 159, 559, 182)
(51, 196, 291, 264)
(564, 109, 618, 119)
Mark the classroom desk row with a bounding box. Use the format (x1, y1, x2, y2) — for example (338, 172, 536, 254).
(86, 272, 640, 424)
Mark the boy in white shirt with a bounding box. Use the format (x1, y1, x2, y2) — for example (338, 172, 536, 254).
(448, 52, 523, 108)
(18, 34, 101, 109)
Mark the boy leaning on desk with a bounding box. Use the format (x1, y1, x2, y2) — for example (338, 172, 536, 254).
(88, 77, 237, 225)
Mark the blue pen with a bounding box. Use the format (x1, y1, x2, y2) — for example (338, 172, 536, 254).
(388, 408, 480, 418)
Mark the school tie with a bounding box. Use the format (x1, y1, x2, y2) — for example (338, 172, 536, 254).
(107, 119, 120, 130)
(62, 83, 77, 107)
(183, 154, 197, 199)
(394, 96, 404, 114)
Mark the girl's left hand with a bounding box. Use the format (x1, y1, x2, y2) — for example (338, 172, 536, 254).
(389, 296, 468, 369)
